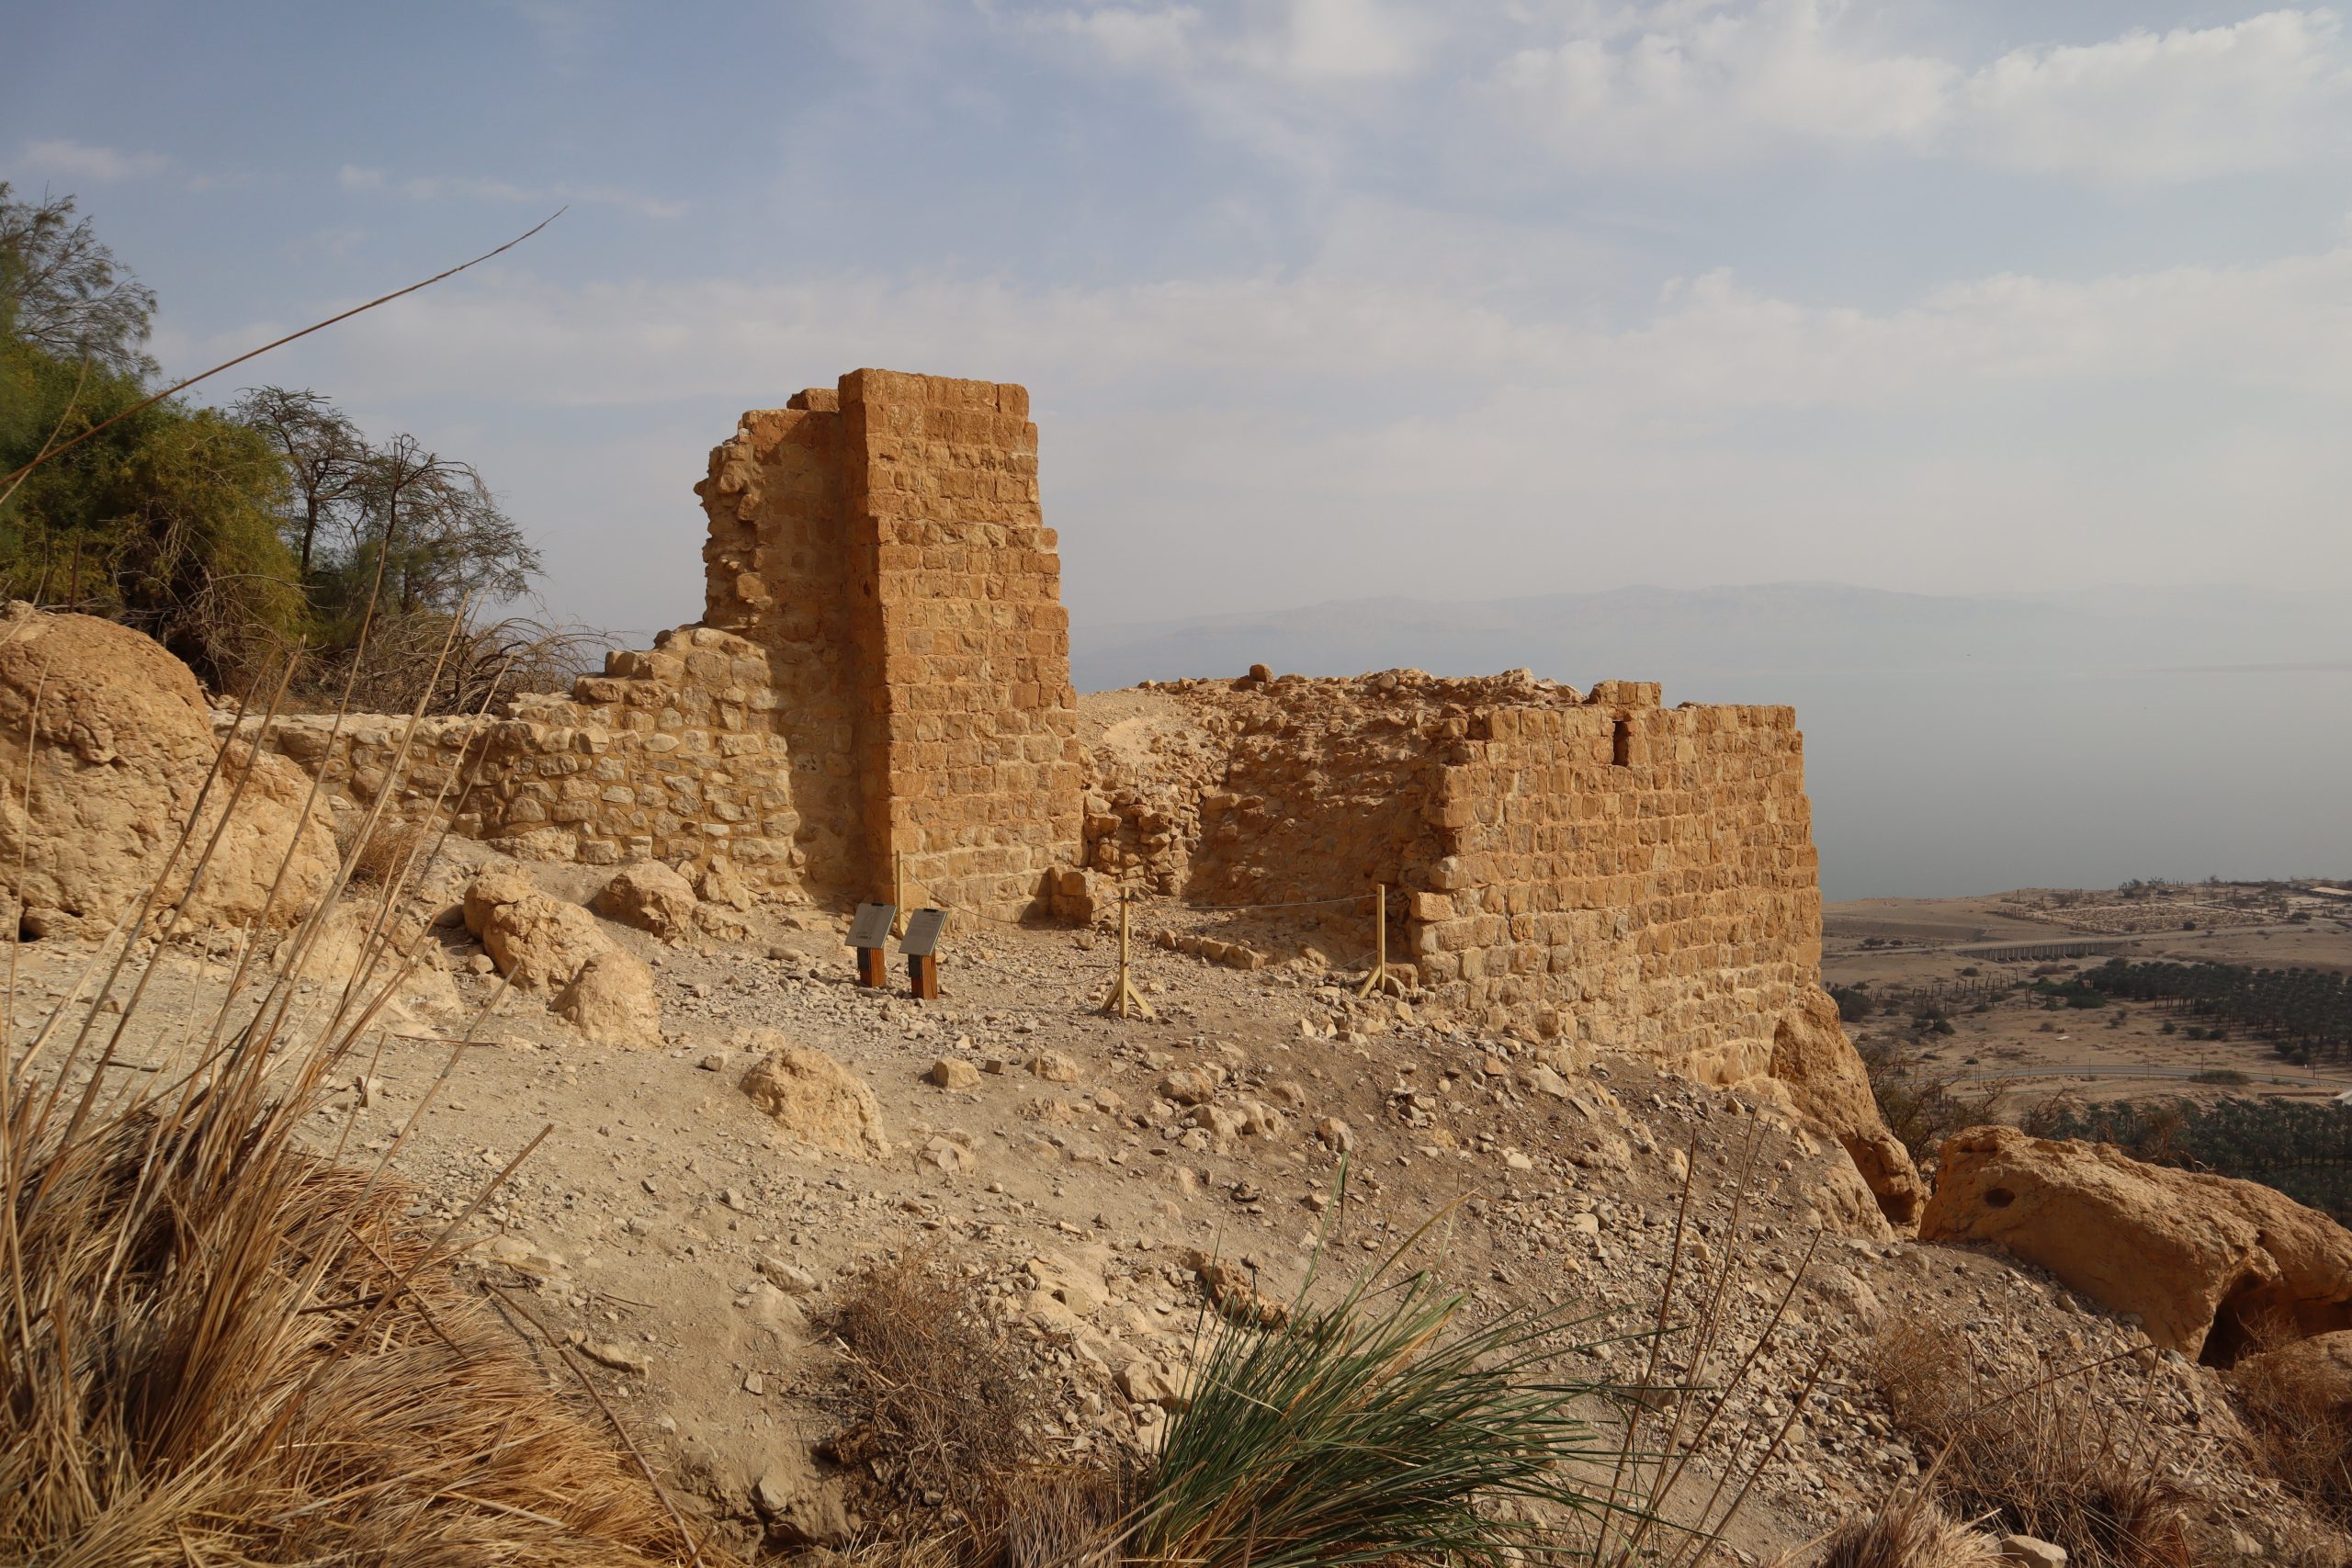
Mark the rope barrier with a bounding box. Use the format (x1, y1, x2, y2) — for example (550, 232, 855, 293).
(903, 886, 1380, 931)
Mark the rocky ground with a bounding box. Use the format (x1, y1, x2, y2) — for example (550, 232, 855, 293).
(8, 851, 2344, 1564)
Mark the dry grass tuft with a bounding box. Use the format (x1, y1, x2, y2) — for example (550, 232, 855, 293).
(829, 1251, 1059, 1534)
(0, 1108, 706, 1565)
(2230, 1342, 2352, 1533)
(342, 812, 425, 887)
(1866, 1321, 2194, 1568)
(1790, 1495, 2001, 1568)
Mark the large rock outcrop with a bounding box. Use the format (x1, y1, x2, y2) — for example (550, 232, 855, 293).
(1920, 1125, 2352, 1363)
(592, 860, 698, 943)
(1766, 987, 1928, 1227)
(555, 950, 661, 1045)
(0, 604, 336, 938)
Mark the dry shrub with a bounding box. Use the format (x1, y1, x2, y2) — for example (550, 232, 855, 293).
(1, 1113, 707, 1565)
(2230, 1344, 2352, 1532)
(1788, 1495, 2001, 1568)
(829, 1251, 1057, 1532)
(291, 611, 614, 716)
(343, 813, 424, 887)
(1856, 1037, 2003, 1164)
(1866, 1321, 2194, 1568)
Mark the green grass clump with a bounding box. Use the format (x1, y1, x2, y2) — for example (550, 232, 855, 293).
(1136, 1258, 1623, 1568)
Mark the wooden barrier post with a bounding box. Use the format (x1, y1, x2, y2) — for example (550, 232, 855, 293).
(890, 851, 908, 939)
(1098, 886, 1156, 1020)
(1357, 883, 1407, 1000)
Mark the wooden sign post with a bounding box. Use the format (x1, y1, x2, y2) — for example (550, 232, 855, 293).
(902, 908, 946, 1002)
(1097, 887, 1155, 1020)
(848, 902, 896, 988)
(1356, 883, 1408, 1000)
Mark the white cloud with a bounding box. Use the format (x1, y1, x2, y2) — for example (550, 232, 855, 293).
(1495, 0, 1956, 168)
(200, 235, 2352, 624)
(11, 139, 170, 183)
(1040, 2, 2336, 181)
(1962, 10, 2352, 181)
(335, 163, 685, 219)
(1032, 0, 1432, 85)
(253, 238, 2352, 419)
(1039, 1, 1202, 69)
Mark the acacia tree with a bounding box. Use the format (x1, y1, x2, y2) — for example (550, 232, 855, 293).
(231, 386, 369, 581)
(5, 189, 560, 706)
(346, 434, 538, 619)
(2, 188, 301, 688)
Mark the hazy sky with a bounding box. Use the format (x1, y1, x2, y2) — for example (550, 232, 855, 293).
(8, 2, 2352, 640)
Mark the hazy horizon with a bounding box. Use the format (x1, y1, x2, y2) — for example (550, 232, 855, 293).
(1070, 580, 2352, 903)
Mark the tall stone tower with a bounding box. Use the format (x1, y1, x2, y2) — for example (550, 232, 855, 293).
(695, 370, 1083, 922)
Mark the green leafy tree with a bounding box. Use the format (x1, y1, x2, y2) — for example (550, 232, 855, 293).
(5, 189, 553, 705)
(0, 184, 157, 378)
(2, 187, 304, 688)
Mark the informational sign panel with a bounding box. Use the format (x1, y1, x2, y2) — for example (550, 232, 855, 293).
(847, 903, 897, 949)
(900, 908, 948, 957)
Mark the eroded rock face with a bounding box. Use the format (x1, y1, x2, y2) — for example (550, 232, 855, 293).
(593, 860, 698, 942)
(300, 900, 464, 1029)
(737, 1032, 889, 1159)
(0, 604, 336, 939)
(462, 870, 613, 990)
(1921, 1125, 2352, 1362)
(1766, 987, 1928, 1227)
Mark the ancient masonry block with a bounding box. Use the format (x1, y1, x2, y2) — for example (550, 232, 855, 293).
(691, 369, 1081, 919)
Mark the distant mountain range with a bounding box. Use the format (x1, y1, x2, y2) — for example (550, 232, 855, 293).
(1069, 582, 2347, 696)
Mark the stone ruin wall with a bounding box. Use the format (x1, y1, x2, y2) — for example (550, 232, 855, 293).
(227, 365, 1825, 1079)
(1419, 684, 1819, 1078)
(1063, 672, 1819, 1078)
(228, 369, 1083, 924)
(693, 369, 1083, 919)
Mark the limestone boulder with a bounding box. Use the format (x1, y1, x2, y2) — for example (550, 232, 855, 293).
(1765, 987, 1928, 1227)
(462, 870, 611, 989)
(737, 1032, 889, 1159)
(593, 860, 697, 942)
(0, 604, 337, 938)
(556, 949, 661, 1044)
(1921, 1125, 2352, 1361)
